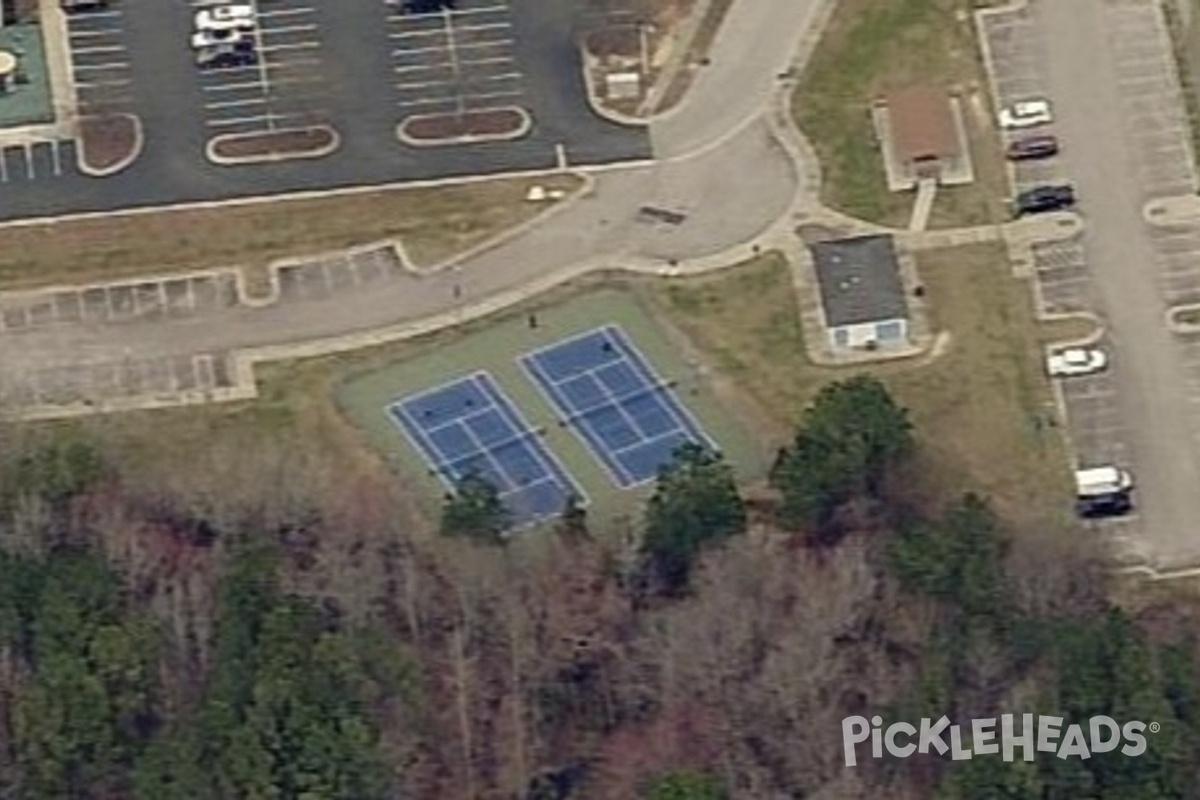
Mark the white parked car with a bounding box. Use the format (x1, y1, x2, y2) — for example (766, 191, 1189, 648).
(195, 5, 255, 32)
(1046, 347, 1108, 378)
(998, 98, 1053, 129)
(191, 27, 251, 50)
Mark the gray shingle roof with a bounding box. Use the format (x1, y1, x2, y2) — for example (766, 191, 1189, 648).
(810, 235, 909, 327)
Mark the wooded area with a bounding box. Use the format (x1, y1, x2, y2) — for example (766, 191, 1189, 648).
(1, 377, 1200, 798)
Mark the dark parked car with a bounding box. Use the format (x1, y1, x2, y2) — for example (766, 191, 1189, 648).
(61, 0, 108, 12)
(1015, 184, 1075, 216)
(1076, 492, 1133, 519)
(197, 43, 257, 71)
(398, 0, 455, 13)
(1006, 134, 1059, 161)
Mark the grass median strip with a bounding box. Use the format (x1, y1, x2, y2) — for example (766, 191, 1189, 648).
(0, 174, 582, 291)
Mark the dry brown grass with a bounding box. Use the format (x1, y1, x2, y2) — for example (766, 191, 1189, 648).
(792, 0, 1009, 229)
(645, 244, 1085, 531)
(0, 173, 582, 290)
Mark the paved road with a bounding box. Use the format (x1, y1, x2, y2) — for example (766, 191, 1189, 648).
(1031, 0, 1200, 566)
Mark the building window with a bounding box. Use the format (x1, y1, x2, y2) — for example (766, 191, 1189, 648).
(875, 320, 904, 341)
(833, 328, 850, 347)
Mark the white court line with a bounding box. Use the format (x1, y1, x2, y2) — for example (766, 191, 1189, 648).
(206, 97, 270, 110)
(72, 62, 130, 71)
(70, 45, 126, 54)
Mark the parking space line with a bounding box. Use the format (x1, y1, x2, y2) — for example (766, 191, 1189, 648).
(202, 79, 264, 91)
(206, 97, 270, 110)
(206, 113, 278, 128)
(70, 45, 125, 55)
(22, 145, 33, 179)
(50, 142, 61, 176)
(453, 21, 512, 33)
(256, 8, 316, 18)
(463, 89, 523, 101)
(388, 29, 445, 39)
(259, 42, 320, 53)
(0, 153, 7, 184)
(258, 24, 318, 34)
(73, 62, 130, 71)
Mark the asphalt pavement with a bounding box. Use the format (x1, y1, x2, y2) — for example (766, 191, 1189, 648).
(1030, 0, 1200, 566)
(0, 0, 652, 220)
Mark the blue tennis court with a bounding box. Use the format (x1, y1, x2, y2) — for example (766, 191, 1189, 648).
(520, 325, 716, 488)
(387, 372, 583, 527)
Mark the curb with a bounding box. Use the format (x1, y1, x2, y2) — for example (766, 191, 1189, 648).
(578, 46, 652, 128)
(396, 107, 532, 147)
(76, 113, 143, 177)
(206, 124, 340, 166)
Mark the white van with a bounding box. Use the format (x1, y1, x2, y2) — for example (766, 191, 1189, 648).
(1074, 466, 1134, 498)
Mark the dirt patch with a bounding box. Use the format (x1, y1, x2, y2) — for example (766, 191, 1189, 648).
(78, 114, 139, 174)
(583, 25, 642, 58)
(400, 108, 528, 142)
(210, 126, 336, 162)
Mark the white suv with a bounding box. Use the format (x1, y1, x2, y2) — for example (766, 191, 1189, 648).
(195, 5, 255, 32)
(998, 98, 1053, 130)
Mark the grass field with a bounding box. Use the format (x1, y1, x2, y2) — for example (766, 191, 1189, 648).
(792, 0, 1009, 229)
(0, 173, 582, 291)
(646, 244, 1086, 532)
(334, 288, 766, 534)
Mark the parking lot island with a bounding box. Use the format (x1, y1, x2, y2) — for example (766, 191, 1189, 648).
(206, 125, 340, 166)
(396, 107, 531, 148)
(76, 114, 143, 177)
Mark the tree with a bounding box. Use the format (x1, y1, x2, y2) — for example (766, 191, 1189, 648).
(642, 443, 745, 595)
(770, 376, 913, 531)
(643, 771, 726, 800)
(440, 472, 510, 542)
(886, 493, 1007, 619)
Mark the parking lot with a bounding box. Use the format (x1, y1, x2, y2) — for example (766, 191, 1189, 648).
(194, 0, 329, 136)
(0, 272, 239, 333)
(0, 140, 72, 183)
(65, 5, 135, 116)
(1, 351, 237, 407)
(979, 3, 1148, 557)
(388, 0, 525, 119)
(1105, 1, 1196, 200)
(976, 4, 1068, 195)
